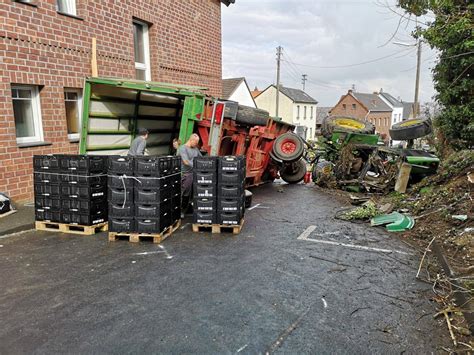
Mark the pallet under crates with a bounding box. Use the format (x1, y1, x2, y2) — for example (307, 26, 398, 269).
(35, 220, 108, 235)
(108, 219, 181, 244)
(192, 218, 244, 235)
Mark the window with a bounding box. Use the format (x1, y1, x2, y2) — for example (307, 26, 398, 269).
(310, 106, 313, 119)
(352, 104, 356, 110)
(343, 104, 346, 110)
(56, 0, 76, 16)
(64, 88, 82, 140)
(133, 20, 151, 81)
(296, 105, 300, 119)
(309, 128, 312, 138)
(11, 85, 43, 144)
(303, 106, 307, 119)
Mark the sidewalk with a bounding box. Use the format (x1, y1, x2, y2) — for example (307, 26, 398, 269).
(0, 203, 35, 236)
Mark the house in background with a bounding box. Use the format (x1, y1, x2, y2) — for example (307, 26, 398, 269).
(378, 90, 414, 126)
(251, 86, 262, 98)
(222, 77, 256, 108)
(330, 89, 392, 140)
(255, 85, 318, 140)
(315, 107, 332, 135)
(0, 0, 233, 202)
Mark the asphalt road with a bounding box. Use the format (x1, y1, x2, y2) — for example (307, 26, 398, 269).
(0, 183, 449, 353)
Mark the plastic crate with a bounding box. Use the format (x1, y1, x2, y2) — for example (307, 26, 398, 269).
(134, 156, 172, 176)
(135, 200, 171, 219)
(194, 198, 216, 212)
(108, 174, 134, 189)
(35, 209, 61, 222)
(108, 217, 135, 233)
(171, 203, 181, 223)
(61, 210, 107, 226)
(33, 155, 61, 171)
(61, 198, 107, 214)
(34, 171, 61, 184)
(171, 156, 182, 173)
(194, 171, 217, 185)
(34, 183, 61, 197)
(193, 211, 216, 225)
(134, 188, 172, 204)
(134, 175, 163, 189)
(108, 203, 134, 218)
(218, 197, 244, 212)
(59, 155, 107, 174)
(108, 187, 133, 205)
(193, 156, 218, 171)
(217, 184, 244, 198)
(217, 210, 243, 225)
(60, 184, 106, 200)
(35, 197, 61, 211)
(194, 184, 216, 198)
(62, 174, 106, 186)
(136, 218, 167, 234)
(218, 170, 245, 185)
(218, 156, 246, 172)
(108, 156, 134, 175)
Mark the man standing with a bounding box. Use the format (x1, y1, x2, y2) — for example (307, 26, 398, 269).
(128, 128, 149, 156)
(178, 133, 202, 213)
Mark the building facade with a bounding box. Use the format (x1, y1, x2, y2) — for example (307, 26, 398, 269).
(1, 0, 230, 202)
(222, 77, 256, 108)
(254, 85, 318, 140)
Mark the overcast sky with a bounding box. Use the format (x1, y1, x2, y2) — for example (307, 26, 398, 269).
(221, 0, 437, 107)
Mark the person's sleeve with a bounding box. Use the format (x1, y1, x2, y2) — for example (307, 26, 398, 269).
(137, 140, 146, 155)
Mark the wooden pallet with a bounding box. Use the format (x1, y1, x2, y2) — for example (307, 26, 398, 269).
(108, 219, 181, 244)
(35, 221, 108, 235)
(192, 219, 244, 235)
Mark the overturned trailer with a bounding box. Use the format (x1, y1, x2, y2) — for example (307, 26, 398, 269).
(79, 77, 307, 186)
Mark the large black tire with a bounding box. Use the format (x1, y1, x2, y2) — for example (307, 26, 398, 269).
(389, 118, 432, 140)
(234, 105, 269, 126)
(280, 159, 306, 184)
(272, 132, 304, 163)
(321, 115, 375, 138)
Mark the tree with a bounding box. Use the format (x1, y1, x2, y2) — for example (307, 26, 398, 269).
(398, 0, 473, 150)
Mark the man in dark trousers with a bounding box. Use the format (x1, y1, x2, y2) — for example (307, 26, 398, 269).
(128, 128, 149, 156)
(178, 133, 202, 214)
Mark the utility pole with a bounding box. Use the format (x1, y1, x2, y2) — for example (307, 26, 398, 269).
(302, 74, 307, 91)
(413, 39, 422, 117)
(275, 46, 282, 118)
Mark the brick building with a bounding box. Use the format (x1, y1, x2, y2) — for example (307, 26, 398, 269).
(0, 0, 234, 202)
(330, 89, 392, 140)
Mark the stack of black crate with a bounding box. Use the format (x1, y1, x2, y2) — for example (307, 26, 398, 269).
(108, 156, 181, 234)
(34, 155, 108, 225)
(193, 156, 218, 224)
(217, 156, 246, 225)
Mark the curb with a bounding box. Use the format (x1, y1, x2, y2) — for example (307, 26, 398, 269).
(1, 223, 35, 237)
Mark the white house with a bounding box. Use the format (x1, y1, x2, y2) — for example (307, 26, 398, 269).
(378, 91, 404, 127)
(255, 85, 318, 140)
(222, 77, 257, 108)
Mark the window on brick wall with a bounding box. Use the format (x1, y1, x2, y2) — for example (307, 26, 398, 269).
(352, 104, 356, 110)
(133, 20, 151, 81)
(56, 0, 76, 16)
(343, 104, 346, 110)
(11, 85, 44, 144)
(64, 88, 82, 140)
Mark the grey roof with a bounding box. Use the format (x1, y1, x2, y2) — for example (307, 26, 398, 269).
(316, 107, 331, 124)
(221, 0, 235, 6)
(222, 77, 244, 100)
(352, 92, 392, 112)
(278, 86, 318, 104)
(379, 92, 403, 108)
(402, 102, 414, 120)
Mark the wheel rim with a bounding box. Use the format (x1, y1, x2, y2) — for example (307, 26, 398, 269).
(280, 139, 297, 155)
(399, 119, 422, 127)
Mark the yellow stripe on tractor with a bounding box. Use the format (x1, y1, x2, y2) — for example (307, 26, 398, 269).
(334, 118, 366, 130)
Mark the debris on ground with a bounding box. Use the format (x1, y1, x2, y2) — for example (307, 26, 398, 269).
(371, 212, 415, 232)
(336, 201, 379, 221)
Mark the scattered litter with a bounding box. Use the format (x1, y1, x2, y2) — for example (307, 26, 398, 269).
(131, 260, 136, 264)
(337, 201, 379, 221)
(452, 215, 468, 221)
(321, 297, 328, 309)
(379, 203, 394, 214)
(371, 212, 415, 232)
(349, 194, 370, 205)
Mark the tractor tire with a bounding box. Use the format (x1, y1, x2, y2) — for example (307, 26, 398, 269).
(322, 115, 375, 138)
(272, 132, 304, 163)
(280, 159, 307, 184)
(234, 105, 269, 126)
(389, 118, 432, 140)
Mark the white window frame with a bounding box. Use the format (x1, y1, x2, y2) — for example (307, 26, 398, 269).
(56, 0, 77, 16)
(12, 85, 44, 144)
(310, 106, 313, 119)
(133, 19, 151, 81)
(64, 88, 83, 140)
(303, 106, 307, 119)
(296, 105, 300, 119)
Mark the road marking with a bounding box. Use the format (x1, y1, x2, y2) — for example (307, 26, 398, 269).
(180, 223, 189, 230)
(237, 344, 248, 353)
(321, 298, 328, 309)
(297, 225, 412, 256)
(247, 203, 260, 211)
(134, 251, 165, 255)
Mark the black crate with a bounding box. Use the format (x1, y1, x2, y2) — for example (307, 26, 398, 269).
(135, 200, 171, 219)
(194, 198, 216, 212)
(218, 197, 244, 212)
(108, 187, 133, 205)
(218, 170, 245, 185)
(108, 203, 134, 218)
(61, 209, 107, 226)
(194, 184, 216, 198)
(135, 156, 172, 176)
(171, 204, 181, 223)
(194, 156, 218, 171)
(109, 217, 135, 233)
(35, 209, 61, 222)
(34, 183, 61, 197)
(108, 156, 134, 175)
(33, 155, 61, 171)
(134, 188, 171, 204)
(34, 171, 61, 184)
(62, 174, 106, 186)
(194, 171, 217, 185)
(171, 156, 181, 174)
(35, 197, 61, 211)
(217, 210, 243, 226)
(217, 184, 244, 198)
(61, 198, 107, 214)
(59, 155, 107, 174)
(134, 175, 162, 189)
(167, 173, 181, 187)
(218, 156, 246, 172)
(193, 211, 216, 225)
(108, 174, 134, 189)
(60, 184, 106, 200)
(136, 218, 170, 234)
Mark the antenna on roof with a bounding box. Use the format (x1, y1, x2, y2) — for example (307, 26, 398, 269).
(351, 84, 356, 92)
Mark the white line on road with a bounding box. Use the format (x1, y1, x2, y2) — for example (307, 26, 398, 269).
(321, 298, 328, 309)
(297, 225, 317, 240)
(247, 203, 260, 211)
(237, 344, 248, 353)
(134, 251, 165, 255)
(180, 223, 189, 230)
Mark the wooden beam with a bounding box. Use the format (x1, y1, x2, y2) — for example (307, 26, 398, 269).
(91, 38, 98, 77)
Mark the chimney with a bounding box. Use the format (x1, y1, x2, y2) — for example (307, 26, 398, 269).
(380, 88, 383, 93)
(348, 89, 353, 94)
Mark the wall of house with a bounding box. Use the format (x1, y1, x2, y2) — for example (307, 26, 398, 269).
(367, 112, 392, 140)
(292, 103, 317, 140)
(378, 96, 403, 126)
(254, 87, 293, 124)
(329, 94, 368, 119)
(0, 0, 223, 202)
(229, 81, 256, 108)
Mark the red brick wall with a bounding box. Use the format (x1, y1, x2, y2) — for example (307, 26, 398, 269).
(0, 0, 223, 202)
